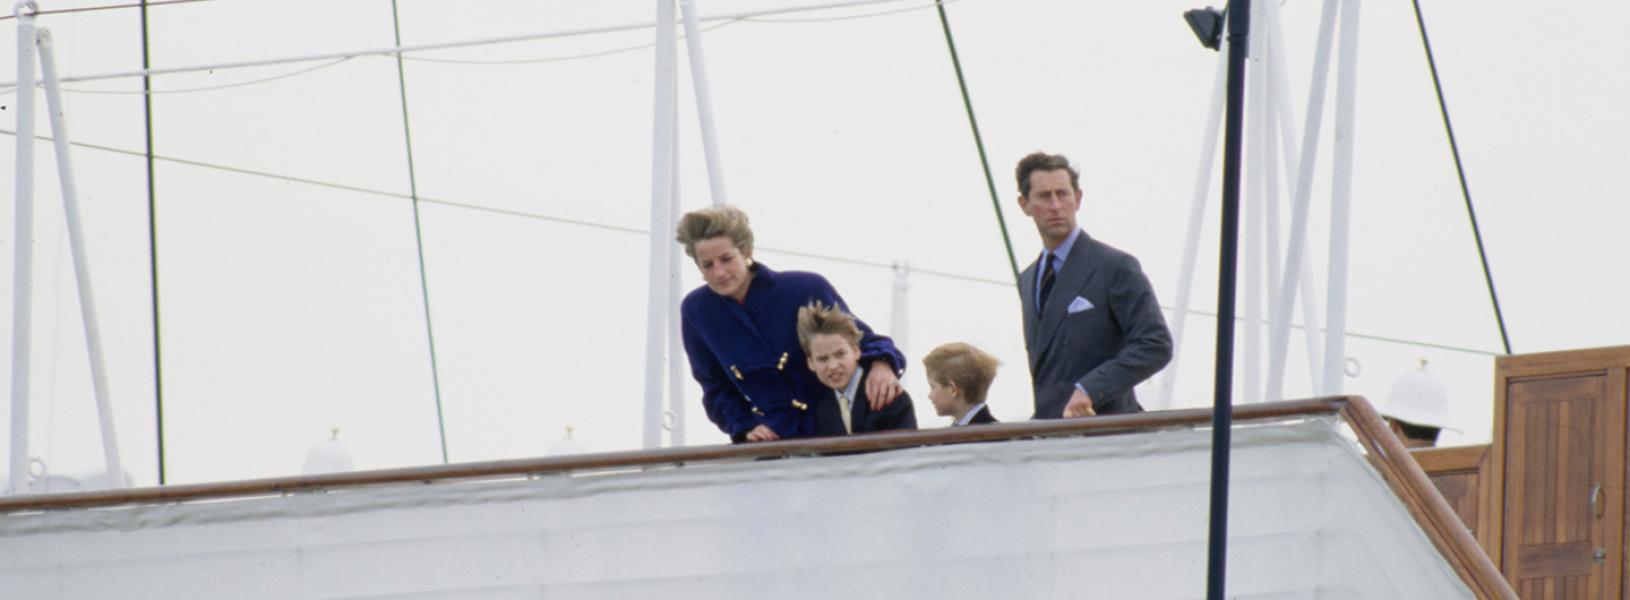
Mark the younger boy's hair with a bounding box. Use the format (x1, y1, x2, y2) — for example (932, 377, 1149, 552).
(922, 343, 1001, 405)
(796, 301, 862, 353)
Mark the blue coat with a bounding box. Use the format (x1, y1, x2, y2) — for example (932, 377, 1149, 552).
(680, 263, 904, 442)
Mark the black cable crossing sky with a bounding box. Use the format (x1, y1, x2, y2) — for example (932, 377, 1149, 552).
(139, 0, 167, 486)
(1411, 0, 1512, 355)
(933, 0, 1022, 291)
(390, 0, 452, 465)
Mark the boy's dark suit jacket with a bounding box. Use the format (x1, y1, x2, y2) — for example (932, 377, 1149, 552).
(815, 386, 918, 436)
(961, 404, 998, 425)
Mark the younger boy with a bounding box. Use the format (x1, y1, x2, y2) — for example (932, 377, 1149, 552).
(922, 343, 1000, 426)
(798, 302, 917, 436)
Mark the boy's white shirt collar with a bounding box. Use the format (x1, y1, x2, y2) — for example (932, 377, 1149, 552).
(955, 402, 988, 426)
(839, 368, 863, 405)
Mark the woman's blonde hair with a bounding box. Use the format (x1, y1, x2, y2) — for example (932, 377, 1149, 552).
(922, 342, 1000, 405)
(676, 204, 755, 259)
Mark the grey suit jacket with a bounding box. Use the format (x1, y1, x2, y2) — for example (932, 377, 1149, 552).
(1018, 231, 1173, 418)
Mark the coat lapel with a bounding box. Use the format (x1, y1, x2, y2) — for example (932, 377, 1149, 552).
(848, 384, 869, 433)
(1031, 231, 1099, 369)
(1019, 261, 1039, 352)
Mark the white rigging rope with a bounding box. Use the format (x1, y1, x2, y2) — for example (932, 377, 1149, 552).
(399, 18, 743, 66)
(742, 0, 961, 23)
(0, 0, 938, 90)
(33, 58, 356, 96)
(0, 124, 1501, 359)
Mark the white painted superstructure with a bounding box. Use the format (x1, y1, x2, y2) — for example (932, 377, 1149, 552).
(1, 417, 1472, 599)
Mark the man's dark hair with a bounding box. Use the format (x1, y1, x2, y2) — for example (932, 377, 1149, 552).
(1397, 421, 1442, 444)
(1015, 151, 1081, 197)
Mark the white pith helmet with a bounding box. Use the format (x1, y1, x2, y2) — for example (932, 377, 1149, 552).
(1382, 359, 1457, 431)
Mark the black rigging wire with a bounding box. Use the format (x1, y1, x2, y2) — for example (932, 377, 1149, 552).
(0, 125, 1506, 359)
(1411, 0, 1511, 355)
(389, 0, 450, 464)
(933, 0, 1021, 290)
(139, 0, 167, 486)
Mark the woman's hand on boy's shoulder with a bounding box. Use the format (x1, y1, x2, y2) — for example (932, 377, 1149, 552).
(865, 359, 902, 410)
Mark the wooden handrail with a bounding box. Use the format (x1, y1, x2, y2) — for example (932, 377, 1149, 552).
(0, 397, 1342, 513)
(1, 395, 1514, 598)
(1409, 444, 1488, 474)
(1339, 396, 1517, 600)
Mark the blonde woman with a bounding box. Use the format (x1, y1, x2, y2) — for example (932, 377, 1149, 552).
(676, 205, 905, 443)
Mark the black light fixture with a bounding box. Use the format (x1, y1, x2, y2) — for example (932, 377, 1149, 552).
(1184, 6, 1226, 51)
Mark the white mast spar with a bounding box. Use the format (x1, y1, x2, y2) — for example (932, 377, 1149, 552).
(38, 27, 125, 488)
(648, 0, 733, 447)
(9, 0, 40, 495)
(642, 0, 679, 449)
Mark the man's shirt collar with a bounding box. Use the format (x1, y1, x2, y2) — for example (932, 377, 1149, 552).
(1047, 228, 1084, 267)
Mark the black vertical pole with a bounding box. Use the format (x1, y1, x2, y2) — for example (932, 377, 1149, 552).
(1206, 1, 1250, 598)
(139, 0, 167, 486)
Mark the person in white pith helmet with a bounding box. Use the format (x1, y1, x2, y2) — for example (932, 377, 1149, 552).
(1380, 360, 1456, 448)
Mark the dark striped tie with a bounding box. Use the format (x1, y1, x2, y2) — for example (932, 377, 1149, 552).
(1038, 252, 1056, 313)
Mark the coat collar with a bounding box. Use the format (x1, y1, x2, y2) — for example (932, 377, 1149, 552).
(703, 262, 781, 360)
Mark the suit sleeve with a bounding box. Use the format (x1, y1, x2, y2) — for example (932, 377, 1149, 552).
(815, 278, 906, 375)
(1076, 255, 1174, 401)
(878, 391, 918, 430)
(680, 305, 761, 440)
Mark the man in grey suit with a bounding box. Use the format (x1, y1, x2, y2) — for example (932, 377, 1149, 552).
(1014, 152, 1173, 418)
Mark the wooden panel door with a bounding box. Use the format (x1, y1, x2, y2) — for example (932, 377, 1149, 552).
(1501, 373, 1625, 599)
(1415, 444, 1492, 552)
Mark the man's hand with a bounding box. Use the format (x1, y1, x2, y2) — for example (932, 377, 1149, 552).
(745, 424, 780, 442)
(1063, 388, 1097, 418)
(864, 359, 902, 411)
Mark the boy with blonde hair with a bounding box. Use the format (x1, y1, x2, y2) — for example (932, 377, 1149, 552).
(922, 342, 1000, 426)
(798, 301, 917, 436)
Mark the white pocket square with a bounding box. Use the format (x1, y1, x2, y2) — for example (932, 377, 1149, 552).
(1067, 296, 1095, 314)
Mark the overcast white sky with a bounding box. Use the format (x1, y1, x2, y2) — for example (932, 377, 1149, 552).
(2, 0, 1626, 488)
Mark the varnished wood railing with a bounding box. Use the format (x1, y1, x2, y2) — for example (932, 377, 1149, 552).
(0, 396, 1516, 599)
(0, 398, 1340, 513)
(1340, 395, 1517, 600)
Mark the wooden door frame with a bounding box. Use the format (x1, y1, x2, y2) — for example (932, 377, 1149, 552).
(1489, 345, 1630, 596)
